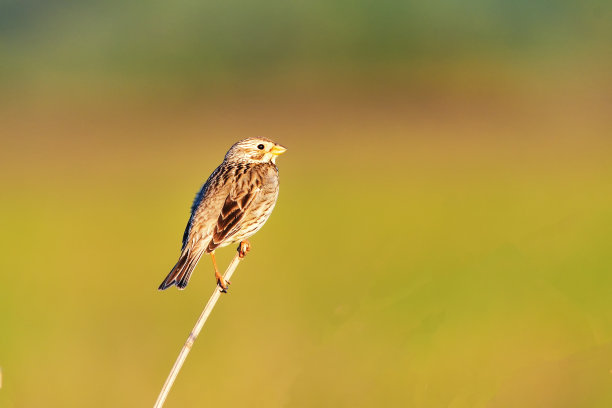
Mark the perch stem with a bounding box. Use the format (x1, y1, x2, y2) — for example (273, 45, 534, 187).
(154, 252, 243, 408)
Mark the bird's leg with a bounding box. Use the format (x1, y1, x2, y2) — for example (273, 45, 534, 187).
(211, 252, 229, 292)
(238, 240, 251, 258)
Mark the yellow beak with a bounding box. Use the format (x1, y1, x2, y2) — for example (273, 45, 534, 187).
(270, 144, 287, 156)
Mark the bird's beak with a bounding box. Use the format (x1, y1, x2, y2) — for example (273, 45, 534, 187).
(270, 144, 287, 156)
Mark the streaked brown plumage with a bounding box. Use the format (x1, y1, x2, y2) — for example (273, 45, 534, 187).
(159, 138, 286, 291)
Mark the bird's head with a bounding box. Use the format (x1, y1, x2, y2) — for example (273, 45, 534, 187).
(224, 138, 287, 164)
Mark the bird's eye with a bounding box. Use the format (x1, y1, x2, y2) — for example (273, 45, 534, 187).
(257, 144, 265, 150)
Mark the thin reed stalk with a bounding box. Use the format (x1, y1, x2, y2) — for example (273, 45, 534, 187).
(154, 253, 242, 408)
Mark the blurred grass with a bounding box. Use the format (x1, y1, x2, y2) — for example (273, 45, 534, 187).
(1, 87, 612, 407)
(1, 0, 612, 406)
(1, 0, 611, 95)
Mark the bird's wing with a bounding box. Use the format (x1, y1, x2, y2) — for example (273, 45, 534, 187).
(206, 171, 263, 252)
(181, 164, 227, 250)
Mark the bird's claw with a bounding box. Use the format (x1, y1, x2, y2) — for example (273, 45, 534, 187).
(238, 240, 251, 258)
(217, 277, 230, 293)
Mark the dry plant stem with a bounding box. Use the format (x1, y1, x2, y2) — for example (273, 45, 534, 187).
(154, 253, 243, 408)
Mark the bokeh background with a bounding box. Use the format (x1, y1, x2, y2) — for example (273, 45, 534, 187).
(1, 1, 612, 407)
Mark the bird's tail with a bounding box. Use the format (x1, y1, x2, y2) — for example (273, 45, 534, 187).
(158, 248, 205, 290)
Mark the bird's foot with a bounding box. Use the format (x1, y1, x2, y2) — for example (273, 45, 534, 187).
(238, 240, 251, 258)
(216, 272, 230, 293)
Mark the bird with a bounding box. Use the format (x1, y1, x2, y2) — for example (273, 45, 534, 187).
(158, 137, 286, 292)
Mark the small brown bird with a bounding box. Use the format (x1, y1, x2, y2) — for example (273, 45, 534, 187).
(159, 138, 286, 292)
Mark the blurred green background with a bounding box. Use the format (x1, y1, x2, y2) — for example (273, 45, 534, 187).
(1, 1, 612, 407)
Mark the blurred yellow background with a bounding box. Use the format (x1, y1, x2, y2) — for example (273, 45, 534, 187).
(1, 1, 612, 407)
